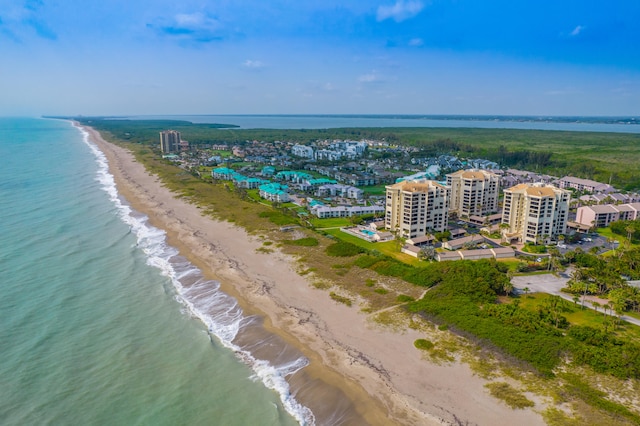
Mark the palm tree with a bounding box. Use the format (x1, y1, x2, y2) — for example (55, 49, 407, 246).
(626, 225, 635, 243)
(570, 267, 589, 309)
(523, 286, 530, 297)
(499, 222, 510, 242)
(606, 301, 615, 317)
(592, 301, 601, 314)
(503, 281, 514, 296)
(418, 245, 435, 261)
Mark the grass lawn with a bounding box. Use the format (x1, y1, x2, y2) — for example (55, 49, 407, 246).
(311, 217, 353, 228)
(247, 189, 262, 202)
(517, 293, 640, 343)
(322, 228, 422, 266)
(362, 184, 388, 196)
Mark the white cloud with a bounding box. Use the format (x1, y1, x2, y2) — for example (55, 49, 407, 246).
(357, 71, 395, 86)
(150, 11, 225, 43)
(570, 25, 585, 37)
(174, 12, 221, 31)
(408, 37, 423, 47)
(243, 59, 265, 69)
(377, 1, 424, 23)
(323, 82, 335, 91)
(358, 72, 380, 83)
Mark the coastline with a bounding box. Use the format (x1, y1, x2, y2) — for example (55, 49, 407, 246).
(79, 122, 546, 425)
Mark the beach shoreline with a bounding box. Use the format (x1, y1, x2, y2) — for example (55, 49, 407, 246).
(79, 122, 546, 426)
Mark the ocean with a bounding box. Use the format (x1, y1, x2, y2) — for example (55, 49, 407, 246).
(0, 118, 307, 425)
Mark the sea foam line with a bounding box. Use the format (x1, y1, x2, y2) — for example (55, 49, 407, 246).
(74, 122, 315, 426)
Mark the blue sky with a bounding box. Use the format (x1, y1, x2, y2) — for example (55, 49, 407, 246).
(1, 0, 639, 116)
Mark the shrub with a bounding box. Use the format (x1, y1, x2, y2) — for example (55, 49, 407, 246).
(522, 243, 547, 254)
(396, 294, 414, 303)
(283, 237, 319, 247)
(258, 211, 297, 226)
(354, 255, 383, 268)
(329, 292, 352, 307)
(414, 339, 434, 350)
(326, 241, 364, 257)
(485, 382, 534, 409)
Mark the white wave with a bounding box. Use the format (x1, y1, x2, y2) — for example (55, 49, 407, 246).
(75, 122, 315, 426)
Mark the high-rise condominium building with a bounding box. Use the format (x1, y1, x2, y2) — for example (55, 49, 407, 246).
(159, 130, 181, 153)
(446, 169, 500, 217)
(501, 183, 570, 244)
(385, 180, 450, 238)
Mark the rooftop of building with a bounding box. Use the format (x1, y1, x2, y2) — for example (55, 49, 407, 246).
(386, 180, 447, 192)
(446, 169, 498, 180)
(506, 183, 565, 197)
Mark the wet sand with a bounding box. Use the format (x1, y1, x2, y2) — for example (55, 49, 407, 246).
(81, 123, 546, 426)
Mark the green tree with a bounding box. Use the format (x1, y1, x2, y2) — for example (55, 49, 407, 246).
(418, 245, 435, 261)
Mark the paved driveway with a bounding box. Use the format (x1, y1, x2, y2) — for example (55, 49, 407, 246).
(511, 270, 573, 296)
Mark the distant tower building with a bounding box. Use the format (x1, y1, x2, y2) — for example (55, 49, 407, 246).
(501, 183, 570, 244)
(159, 130, 181, 153)
(385, 180, 450, 238)
(446, 169, 500, 217)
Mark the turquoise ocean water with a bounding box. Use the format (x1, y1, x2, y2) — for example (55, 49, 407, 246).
(0, 118, 305, 425)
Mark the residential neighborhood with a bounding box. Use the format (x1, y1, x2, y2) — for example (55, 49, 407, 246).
(159, 129, 639, 263)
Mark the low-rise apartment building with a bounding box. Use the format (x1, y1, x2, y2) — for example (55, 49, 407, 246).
(576, 203, 640, 228)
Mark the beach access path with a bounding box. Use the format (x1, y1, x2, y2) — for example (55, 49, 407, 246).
(82, 124, 546, 426)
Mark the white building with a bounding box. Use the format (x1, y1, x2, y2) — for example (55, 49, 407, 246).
(316, 184, 363, 200)
(311, 205, 384, 218)
(292, 144, 315, 159)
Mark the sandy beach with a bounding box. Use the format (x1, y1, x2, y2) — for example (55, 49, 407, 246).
(82, 124, 546, 426)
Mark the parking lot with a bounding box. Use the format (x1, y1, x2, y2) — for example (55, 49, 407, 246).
(556, 234, 612, 255)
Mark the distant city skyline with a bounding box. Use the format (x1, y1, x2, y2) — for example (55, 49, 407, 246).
(2, 1, 639, 116)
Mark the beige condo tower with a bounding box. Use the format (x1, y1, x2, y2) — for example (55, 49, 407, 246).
(501, 183, 570, 244)
(385, 180, 450, 239)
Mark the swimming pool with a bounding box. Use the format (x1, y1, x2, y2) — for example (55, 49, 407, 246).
(360, 229, 376, 237)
